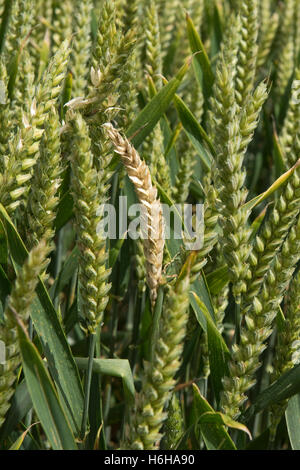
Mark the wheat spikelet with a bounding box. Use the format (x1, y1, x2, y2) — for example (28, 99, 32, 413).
(189, 175, 220, 282)
(161, 393, 184, 450)
(118, 5, 139, 130)
(121, 0, 138, 32)
(14, 50, 35, 119)
(273, 272, 300, 381)
(28, 0, 51, 75)
(105, 123, 164, 306)
(207, 12, 241, 138)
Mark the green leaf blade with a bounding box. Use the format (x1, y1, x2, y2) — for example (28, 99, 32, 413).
(0, 203, 84, 436)
(126, 60, 190, 148)
(192, 384, 236, 450)
(17, 325, 77, 450)
(286, 394, 300, 450)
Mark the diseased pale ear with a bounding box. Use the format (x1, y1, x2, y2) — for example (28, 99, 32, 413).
(105, 123, 164, 307)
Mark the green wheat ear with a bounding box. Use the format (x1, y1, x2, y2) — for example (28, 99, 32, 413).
(0, 240, 48, 427)
(123, 264, 191, 450)
(69, 113, 111, 335)
(158, 0, 179, 59)
(26, 107, 62, 255)
(172, 136, 195, 204)
(52, 0, 73, 54)
(221, 214, 300, 419)
(209, 53, 267, 302)
(70, 0, 93, 98)
(257, 0, 279, 70)
(280, 67, 300, 167)
(3, 0, 33, 59)
(269, 270, 300, 439)
(273, 0, 297, 100)
(161, 393, 184, 450)
(144, 0, 162, 87)
(0, 40, 70, 214)
(235, 0, 259, 106)
(242, 161, 300, 311)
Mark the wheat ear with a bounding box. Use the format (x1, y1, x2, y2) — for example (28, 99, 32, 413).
(123, 268, 191, 450)
(269, 271, 300, 439)
(221, 213, 300, 419)
(105, 123, 164, 306)
(52, 0, 73, 54)
(0, 240, 48, 427)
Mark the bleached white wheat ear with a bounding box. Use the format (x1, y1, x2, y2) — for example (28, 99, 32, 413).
(104, 122, 165, 305)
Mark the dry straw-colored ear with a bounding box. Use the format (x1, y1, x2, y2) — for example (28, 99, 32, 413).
(104, 123, 164, 306)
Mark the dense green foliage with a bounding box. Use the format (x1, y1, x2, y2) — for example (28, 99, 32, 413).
(0, 0, 299, 451)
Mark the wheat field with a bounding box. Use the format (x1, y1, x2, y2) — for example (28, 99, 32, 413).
(0, 0, 299, 451)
